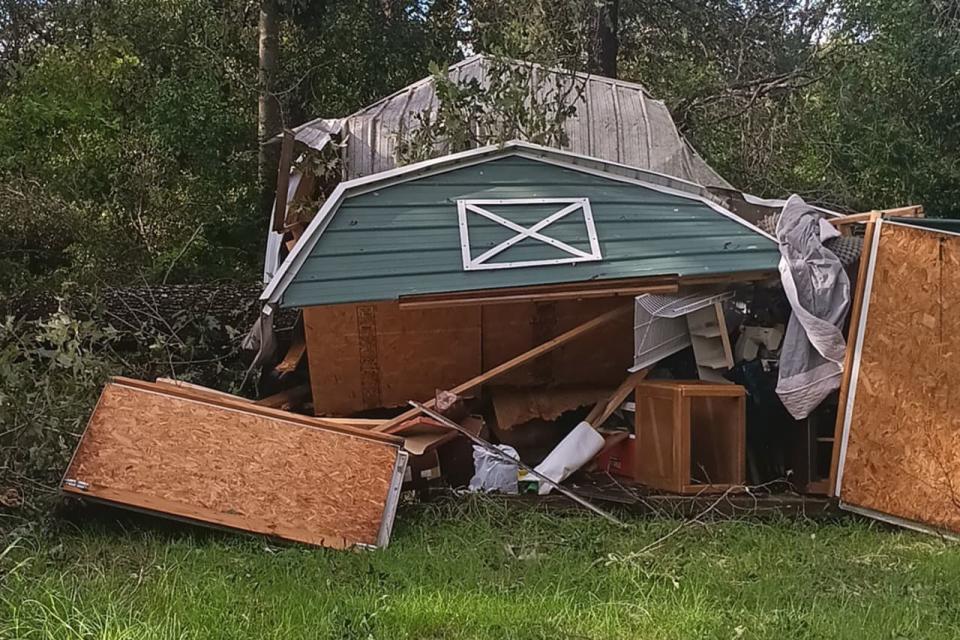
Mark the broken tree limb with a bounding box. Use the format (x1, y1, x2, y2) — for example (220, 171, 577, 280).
(376, 304, 632, 433)
(410, 402, 625, 527)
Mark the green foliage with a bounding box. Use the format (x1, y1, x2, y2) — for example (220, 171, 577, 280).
(396, 57, 583, 165)
(0, 306, 116, 485)
(0, 290, 255, 514)
(0, 5, 259, 296)
(797, 0, 960, 214)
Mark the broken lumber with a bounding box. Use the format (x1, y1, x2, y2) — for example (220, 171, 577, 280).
(376, 304, 632, 433)
(410, 402, 624, 526)
(585, 368, 650, 428)
(254, 383, 311, 409)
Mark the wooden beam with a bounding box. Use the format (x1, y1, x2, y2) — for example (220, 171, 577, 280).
(315, 417, 387, 428)
(399, 283, 677, 309)
(274, 313, 306, 375)
(375, 304, 633, 432)
(677, 270, 778, 286)
(827, 215, 879, 496)
(585, 368, 650, 427)
(829, 206, 922, 227)
(154, 378, 252, 403)
(397, 277, 677, 309)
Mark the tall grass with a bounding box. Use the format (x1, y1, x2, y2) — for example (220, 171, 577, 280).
(1, 497, 959, 639)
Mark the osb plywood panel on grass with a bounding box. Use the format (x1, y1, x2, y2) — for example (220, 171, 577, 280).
(839, 223, 960, 533)
(62, 380, 406, 549)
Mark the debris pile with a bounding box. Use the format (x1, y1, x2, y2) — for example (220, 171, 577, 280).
(60, 132, 954, 545)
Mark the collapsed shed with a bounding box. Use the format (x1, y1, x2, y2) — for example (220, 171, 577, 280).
(60, 56, 960, 548)
(264, 54, 771, 284)
(260, 141, 779, 417)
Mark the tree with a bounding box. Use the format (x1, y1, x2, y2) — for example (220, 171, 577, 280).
(258, 0, 282, 217)
(588, 0, 619, 78)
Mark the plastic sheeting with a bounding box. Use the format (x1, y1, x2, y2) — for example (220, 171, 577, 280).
(775, 195, 851, 419)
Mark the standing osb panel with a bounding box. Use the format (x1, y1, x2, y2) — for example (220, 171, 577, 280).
(375, 303, 481, 407)
(303, 304, 365, 415)
(304, 303, 481, 414)
(481, 298, 634, 387)
(62, 381, 406, 549)
(839, 223, 960, 533)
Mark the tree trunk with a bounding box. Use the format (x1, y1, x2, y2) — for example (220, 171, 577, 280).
(258, 0, 281, 216)
(589, 0, 619, 79)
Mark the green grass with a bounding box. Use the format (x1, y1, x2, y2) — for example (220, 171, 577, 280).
(1, 498, 959, 639)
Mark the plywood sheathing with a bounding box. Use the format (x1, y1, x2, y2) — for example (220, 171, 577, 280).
(482, 298, 634, 387)
(304, 302, 481, 415)
(62, 380, 405, 549)
(839, 223, 960, 533)
(304, 298, 633, 416)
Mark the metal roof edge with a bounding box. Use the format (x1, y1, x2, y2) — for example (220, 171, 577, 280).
(261, 140, 774, 306)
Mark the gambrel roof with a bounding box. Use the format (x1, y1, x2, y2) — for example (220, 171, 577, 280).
(292, 54, 732, 189)
(262, 142, 777, 309)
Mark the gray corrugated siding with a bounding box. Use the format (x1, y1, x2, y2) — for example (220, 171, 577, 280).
(280, 156, 777, 308)
(296, 55, 731, 188)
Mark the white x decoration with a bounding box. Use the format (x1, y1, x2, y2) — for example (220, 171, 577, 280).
(456, 198, 603, 271)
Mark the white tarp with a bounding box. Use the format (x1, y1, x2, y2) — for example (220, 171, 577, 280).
(775, 195, 851, 419)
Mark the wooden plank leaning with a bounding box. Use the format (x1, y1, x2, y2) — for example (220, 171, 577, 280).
(374, 304, 633, 433)
(827, 213, 880, 496)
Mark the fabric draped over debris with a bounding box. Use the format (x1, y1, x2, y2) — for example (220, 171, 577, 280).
(775, 195, 851, 419)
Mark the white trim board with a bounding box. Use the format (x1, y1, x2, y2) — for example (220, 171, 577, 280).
(834, 218, 885, 496)
(457, 198, 602, 271)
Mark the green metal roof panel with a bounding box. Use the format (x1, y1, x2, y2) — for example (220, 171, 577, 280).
(278, 155, 779, 308)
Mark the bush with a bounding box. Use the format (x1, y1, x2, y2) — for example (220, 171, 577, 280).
(0, 289, 257, 520)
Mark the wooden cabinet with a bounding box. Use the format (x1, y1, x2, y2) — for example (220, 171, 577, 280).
(632, 380, 745, 494)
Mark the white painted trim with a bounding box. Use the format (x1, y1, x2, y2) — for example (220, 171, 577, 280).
(834, 218, 885, 496)
(261, 140, 775, 305)
(886, 219, 960, 239)
(457, 197, 602, 271)
(840, 502, 959, 540)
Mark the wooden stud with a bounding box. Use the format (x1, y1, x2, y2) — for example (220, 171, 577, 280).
(827, 214, 879, 496)
(254, 384, 311, 409)
(585, 368, 650, 427)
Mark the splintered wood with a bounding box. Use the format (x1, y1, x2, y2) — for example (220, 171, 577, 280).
(839, 223, 960, 534)
(62, 379, 406, 549)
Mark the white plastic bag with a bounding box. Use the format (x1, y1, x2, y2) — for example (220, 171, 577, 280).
(468, 444, 520, 494)
(533, 421, 605, 495)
